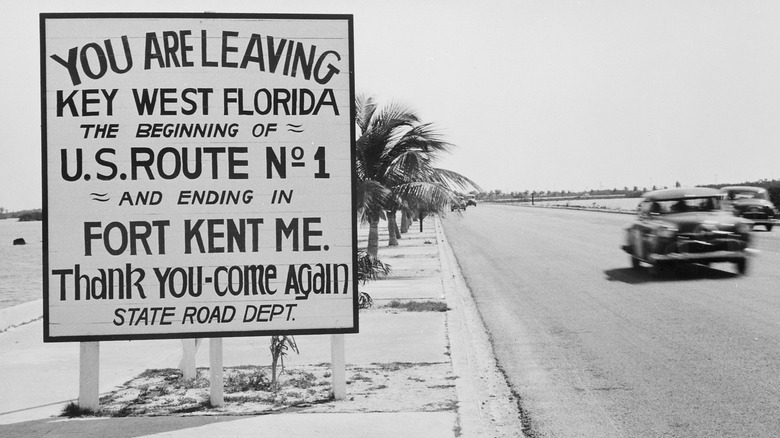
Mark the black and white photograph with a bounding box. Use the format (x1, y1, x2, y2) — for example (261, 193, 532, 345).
(3, 1, 780, 437)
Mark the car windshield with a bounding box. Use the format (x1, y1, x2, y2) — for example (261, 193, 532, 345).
(644, 196, 722, 215)
(725, 190, 768, 201)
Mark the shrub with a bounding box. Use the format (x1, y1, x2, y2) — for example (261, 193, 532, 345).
(356, 251, 391, 284)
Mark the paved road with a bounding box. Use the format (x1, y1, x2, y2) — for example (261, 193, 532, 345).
(442, 204, 780, 438)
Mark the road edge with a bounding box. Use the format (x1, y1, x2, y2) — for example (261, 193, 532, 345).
(435, 216, 528, 437)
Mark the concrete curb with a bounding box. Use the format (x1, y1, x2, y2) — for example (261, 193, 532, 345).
(435, 217, 526, 437)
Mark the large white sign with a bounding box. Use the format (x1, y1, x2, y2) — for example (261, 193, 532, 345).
(41, 13, 357, 342)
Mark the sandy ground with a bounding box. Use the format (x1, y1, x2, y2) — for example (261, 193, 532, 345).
(72, 305, 457, 419)
(95, 360, 456, 418)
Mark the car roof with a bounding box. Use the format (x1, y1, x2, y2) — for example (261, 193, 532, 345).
(720, 186, 766, 193)
(643, 187, 724, 201)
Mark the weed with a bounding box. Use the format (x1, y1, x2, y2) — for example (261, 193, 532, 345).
(61, 402, 96, 418)
(358, 291, 374, 309)
(374, 362, 415, 372)
(225, 394, 264, 403)
(287, 372, 318, 389)
(225, 368, 271, 392)
(179, 373, 209, 389)
(350, 373, 373, 383)
(274, 392, 289, 406)
(269, 336, 299, 389)
(138, 368, 177, 379)
(356, 252, 391, 284)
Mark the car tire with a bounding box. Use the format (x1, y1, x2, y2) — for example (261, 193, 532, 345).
(766, 224, 773, 231)
(631, 256, 641, 269)
(736, 259, 747, 275)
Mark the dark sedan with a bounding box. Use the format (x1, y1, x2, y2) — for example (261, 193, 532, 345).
(622, 187, 753, 274)
(721, 186, 778, 231)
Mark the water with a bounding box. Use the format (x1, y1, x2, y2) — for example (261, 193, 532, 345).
(0, 219, 42, 309)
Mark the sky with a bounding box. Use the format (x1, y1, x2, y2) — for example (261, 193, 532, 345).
(4, 0, 780, 210)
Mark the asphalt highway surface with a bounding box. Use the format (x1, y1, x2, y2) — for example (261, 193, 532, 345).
(441, 203, 780, 438)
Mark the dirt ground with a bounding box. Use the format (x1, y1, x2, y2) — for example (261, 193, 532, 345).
(92, 361, 456, 418)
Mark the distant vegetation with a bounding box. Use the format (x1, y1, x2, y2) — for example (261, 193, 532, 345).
(477, 179, 780, 207)
(0, 209, 42, 221)
(475, 187, 647, 203)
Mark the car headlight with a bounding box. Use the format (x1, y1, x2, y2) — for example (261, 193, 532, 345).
(657, 226, 677, 238)
(735, 222, 750, 234)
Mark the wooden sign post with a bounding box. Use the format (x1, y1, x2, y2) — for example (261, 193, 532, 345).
(78, 342, 100, 411)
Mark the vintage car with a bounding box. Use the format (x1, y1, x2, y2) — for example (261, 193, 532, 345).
(465, 195, 477, 207)
(451, 198, 466, 211)
(622, 187, 753, 274)
(721, 186, 778, 231)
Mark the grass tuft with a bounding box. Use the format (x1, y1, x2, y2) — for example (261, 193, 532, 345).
(384, 300, 449, 312)
(61, 402, 96, 418)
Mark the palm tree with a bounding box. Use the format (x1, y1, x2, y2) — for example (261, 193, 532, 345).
(355, 94, 478, 256)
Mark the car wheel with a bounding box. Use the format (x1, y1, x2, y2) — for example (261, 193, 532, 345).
(631, 256, 641, 269)
(736, 259, 747, 275)
(767, 224, 773, 231)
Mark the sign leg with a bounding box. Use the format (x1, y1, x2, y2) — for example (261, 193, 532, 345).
(331, 334, 346, 400)
(179, 339, 200, 380)
(78, 341, 100, 411)
(209, 338, 224, 407)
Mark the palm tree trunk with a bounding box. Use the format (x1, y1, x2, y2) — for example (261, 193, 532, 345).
(400, 209, 411, 234)
(367, 218, 380, 257)
(387, 210, 399, 246)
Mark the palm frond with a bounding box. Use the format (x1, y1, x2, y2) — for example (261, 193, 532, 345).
(429, 168, 483, 192)
(354, 95, 481, 220)
(356, 179, 391, 222)
(355, 93, 377, 134)
(390, 181, 459, 211)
